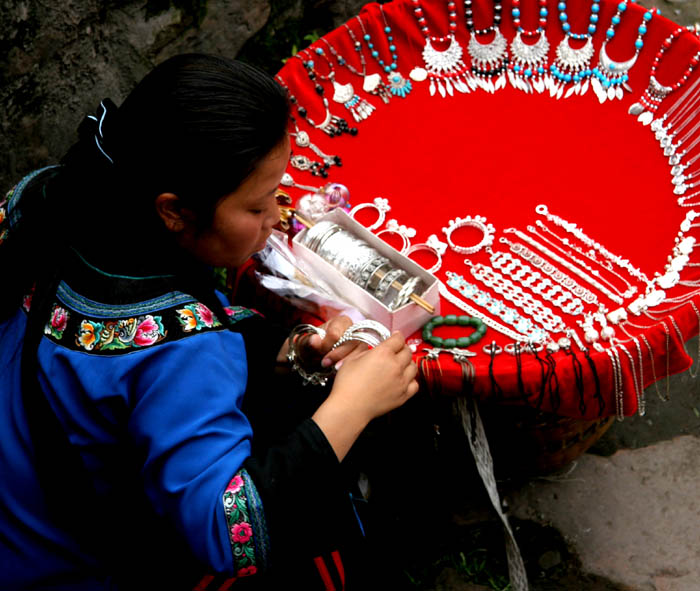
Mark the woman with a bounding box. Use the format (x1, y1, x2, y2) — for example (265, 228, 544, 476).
(0, 54, 418, 590)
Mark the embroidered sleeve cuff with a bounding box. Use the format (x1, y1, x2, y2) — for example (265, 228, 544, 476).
(222, 468, 270, 578)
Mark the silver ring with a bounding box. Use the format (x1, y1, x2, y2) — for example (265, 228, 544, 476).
(349, 197, 391, 231)
(483, 341, 503, 355)
(406, 244, 442, 274)
(375, 219, 416, 255)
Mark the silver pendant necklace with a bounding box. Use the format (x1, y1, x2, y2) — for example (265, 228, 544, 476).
(412, 0, 472, 97)
(464, 0, 508, 93)
(590, 2, 656, 104)
(509, 31, 550, 93)
(548, 0, 599, 99)
(508, 0, 550, 93)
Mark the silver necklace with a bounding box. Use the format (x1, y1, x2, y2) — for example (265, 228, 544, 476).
(508, 31, 550, 93)
(412, 0, 473, 97)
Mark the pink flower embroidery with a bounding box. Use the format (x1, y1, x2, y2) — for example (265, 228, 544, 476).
(231, 522, 253, 544)
(133, 315, 163, 346)
(238, 566, 257, 577)
(51, 306, 69, 332)
(226, 475, 244, 495)
(196, 303, 214, 327)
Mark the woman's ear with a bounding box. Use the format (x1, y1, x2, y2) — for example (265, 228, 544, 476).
(155, 193, 195, 233)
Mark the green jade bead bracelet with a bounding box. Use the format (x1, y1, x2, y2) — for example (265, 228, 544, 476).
(421, 314, 487, 349)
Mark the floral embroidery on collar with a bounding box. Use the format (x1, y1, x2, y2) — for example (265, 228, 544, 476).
(176, 303, 222, 332)
(44, 304, 70, 340)
(38, 289, 261, 355)
(223, 469, 270, 577)
(76, 315, 167, 351)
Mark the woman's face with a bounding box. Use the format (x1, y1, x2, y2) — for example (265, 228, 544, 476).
(180, 135, 291, 268)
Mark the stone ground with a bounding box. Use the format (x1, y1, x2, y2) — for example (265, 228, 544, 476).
(398, 336, 700, 591)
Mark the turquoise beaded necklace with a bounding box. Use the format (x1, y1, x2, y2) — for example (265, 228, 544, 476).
(590, 1, 656, 102)
(355, 9, 413, 98)
(548, 0, 600, 98)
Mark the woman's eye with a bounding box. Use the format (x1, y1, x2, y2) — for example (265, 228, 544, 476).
(249, 209, 263, 214)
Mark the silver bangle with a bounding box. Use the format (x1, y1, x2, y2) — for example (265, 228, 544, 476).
(331, 319, 391, 350)
(442, 215, 495, 254)
(286, 324, 333, 386)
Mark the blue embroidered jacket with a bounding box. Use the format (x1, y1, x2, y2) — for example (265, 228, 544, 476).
(0, 169, 357, 590)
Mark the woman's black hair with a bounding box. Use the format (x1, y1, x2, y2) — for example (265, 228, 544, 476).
(2, 53, 290, 312)
(62, 53, 290, 247)
(1, 55, 290, 582)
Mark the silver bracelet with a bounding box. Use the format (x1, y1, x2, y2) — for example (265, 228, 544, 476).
(438, 280, 527, 343)
(465, 260, 566, 333)
(444, 272, 548, 343)
(535, 204, 652, 287)
(286, 324, 334, 386)
(503, 228, 624, 305)
(489, 250, 585, 316)
(331, 319, 391, 350)
(499, 237, 599, 305)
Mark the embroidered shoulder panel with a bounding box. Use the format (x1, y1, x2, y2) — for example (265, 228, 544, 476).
(222, 468, 270, 577)
(38, 283, 259, 355)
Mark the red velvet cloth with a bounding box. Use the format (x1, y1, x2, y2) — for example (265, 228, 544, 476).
(276, 0, 700, 419)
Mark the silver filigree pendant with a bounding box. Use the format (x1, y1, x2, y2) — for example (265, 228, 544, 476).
(421, 36, 471, 98)
(549, 36, 594, 99)
(468, 30, 508, 93)
(332, 81, 375, 122)
(509, 31, 550, 94)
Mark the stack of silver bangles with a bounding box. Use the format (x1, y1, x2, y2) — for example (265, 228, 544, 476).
(287, 320, 391, 386)
(300, 220, 424, 310)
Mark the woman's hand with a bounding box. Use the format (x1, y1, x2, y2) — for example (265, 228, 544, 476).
(277, 315, 366, 367)
(307, 315, 368, 369)
(311, 331, 419, 461)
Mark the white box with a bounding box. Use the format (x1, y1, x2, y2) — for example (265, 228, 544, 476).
(292, 208, 440, 336)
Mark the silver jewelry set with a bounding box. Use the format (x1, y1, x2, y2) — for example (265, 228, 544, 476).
(286, 320, 390, 385)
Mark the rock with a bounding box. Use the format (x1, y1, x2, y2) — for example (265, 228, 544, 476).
(0, 0, 270, 189)
(509, 436, 700, 591)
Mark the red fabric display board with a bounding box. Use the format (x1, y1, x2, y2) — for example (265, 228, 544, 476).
(275, 0, 700, 420)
